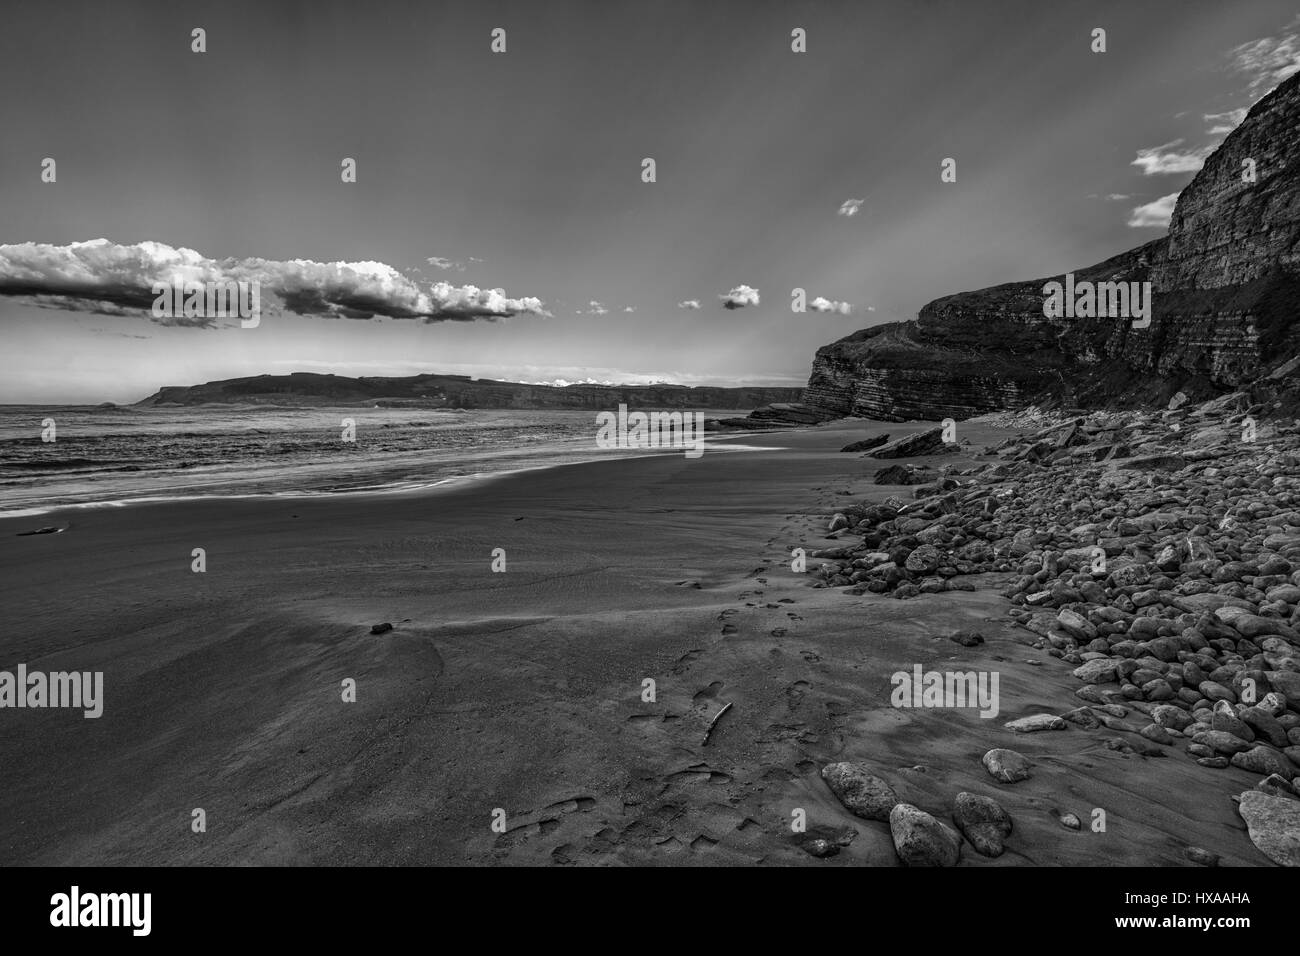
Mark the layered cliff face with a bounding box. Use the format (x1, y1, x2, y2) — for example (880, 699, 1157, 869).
(805, 71, 1300, 420)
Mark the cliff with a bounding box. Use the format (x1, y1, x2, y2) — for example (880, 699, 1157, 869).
(804, 70, 1300, 420)
(134, 372, 803, 410)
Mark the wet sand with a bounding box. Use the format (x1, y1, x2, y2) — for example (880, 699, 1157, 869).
(0, 420, 1264, 865)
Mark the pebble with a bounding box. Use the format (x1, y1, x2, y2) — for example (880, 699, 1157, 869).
(820, 763, 899, 821)
(889, 804, 962, 866)
(982, 748, 1032, 783)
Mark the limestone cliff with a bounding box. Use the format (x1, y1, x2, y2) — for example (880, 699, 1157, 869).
(805, 70, 1300, 421)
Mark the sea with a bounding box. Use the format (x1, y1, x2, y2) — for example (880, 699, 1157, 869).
(0, 405, 770, 516)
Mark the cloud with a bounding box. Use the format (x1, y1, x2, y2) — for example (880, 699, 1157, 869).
(809, 296, 852, 315)
(1104, 193, 1131, 201)
(1203, 107, 1249, 136)
(585, 300, 609, 315)
(838, 198, 865, 217)
(623, 306, 636, 313)
(1127, 192, 1180, 229)
(425, 255, 482, 272)
(1226, 15, 1300, 100)
(1131, 140, 1214, 175)
(866, 306, 876, 312)
(677, 299, 701, 310)
(0, 239, 546, 324)
(719, 285, 760, 310)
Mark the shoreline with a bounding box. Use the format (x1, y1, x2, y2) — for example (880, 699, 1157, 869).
(0, 417, 1272, 865)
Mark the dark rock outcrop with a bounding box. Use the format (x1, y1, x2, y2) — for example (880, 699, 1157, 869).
(802, 71, 1300, 421)
(137, 372, 802, 410)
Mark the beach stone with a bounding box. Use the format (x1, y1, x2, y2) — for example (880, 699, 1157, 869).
(951, 792, 1012, 858)
(1151, 704, 1193, 731)
(1237, 790, 1300, 866)
(1004, 714, 1067, 733)
(1231, 746, 1294, 779)
(1184, 846, 1220, 866)
(369, 622, 393, 634)
(1059, 812, 1081, 830)
(1192, 731, 1254, 755)
(1074, 659, 1119, 684)
(1256, 773, 1298, 798)
(801, 838, 838, 858)
(905, 545, 943, 573)
(889, 804, 961, 866)
(949, 629, 985, 647)
(982, 748, 1032, 783)
(820, 762, 899, 821)
(1140, 723, 1174, 745)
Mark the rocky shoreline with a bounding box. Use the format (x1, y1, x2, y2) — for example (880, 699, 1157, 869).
(807, 392, 1300, 865)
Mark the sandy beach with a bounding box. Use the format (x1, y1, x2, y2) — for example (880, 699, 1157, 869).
(0, 419, 1266, 866)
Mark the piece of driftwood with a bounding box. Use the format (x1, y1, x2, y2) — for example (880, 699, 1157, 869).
(703, 701, 733, 746)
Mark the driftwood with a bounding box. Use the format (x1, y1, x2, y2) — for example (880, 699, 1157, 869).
(703, 701, 733, 746)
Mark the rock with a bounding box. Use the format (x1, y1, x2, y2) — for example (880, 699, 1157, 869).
(949, 629, 985, 647)
(801, 838, 838, 858)
(1140, 723, 1174, 745)
(1184, 846, 1220, 866)
(889, 804, 962, 866)
(982, 748, 1032, 783)
(868, 427, 949, 460)
(905, 545, 943, 573)
(951, 792, 1012, 857)
(1059, 812, 1081, 830)
(1231, 746, 1294, 779)
(820, 763, 899, 821)
(1237, 790, 1300, 866)
(1256, 773, 1297, 798)
(841, 433, 890, 453)
(873, 464, 936, 485)
(1004, 714, 1067, 733)
(1073, 659, 1119, 684)
(370, 622, 393, 634)
(1192, 730, 1254, 755)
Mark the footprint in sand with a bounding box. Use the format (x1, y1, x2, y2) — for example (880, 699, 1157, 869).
(692, 682, 725, 710)
(785, 680, 811, 711)
(671, 649, 703, 675)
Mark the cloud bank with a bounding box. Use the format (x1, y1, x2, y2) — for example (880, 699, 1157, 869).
(0, 239, 546, 326)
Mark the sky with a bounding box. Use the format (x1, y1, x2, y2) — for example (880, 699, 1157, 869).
(2, 0, 1299, 403)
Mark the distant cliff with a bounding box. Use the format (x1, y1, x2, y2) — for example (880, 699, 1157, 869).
(135, 372, 802, 410)
(804, 69, 1300, 420)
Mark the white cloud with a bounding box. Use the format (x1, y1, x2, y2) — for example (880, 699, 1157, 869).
(809, 296, 852, 315)
(1203, 107, 1248, 136)
(1226, 16, 1300, 100)
(1104, 193, 1131, 201)
(719, 285, 760, 309)
(586, 300, 609, 315)
(1127, 192, 1180, 229)
(1131, 140, 1214, 175)
(838, 198, 865, 217)
(623, 306, 636, 313)
(425, 255, 482, 272)
(677, 299, 701, 310)
(0, 239, 547, 324)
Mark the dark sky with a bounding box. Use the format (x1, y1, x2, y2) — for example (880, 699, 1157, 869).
(2, 0, 1298, 402)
